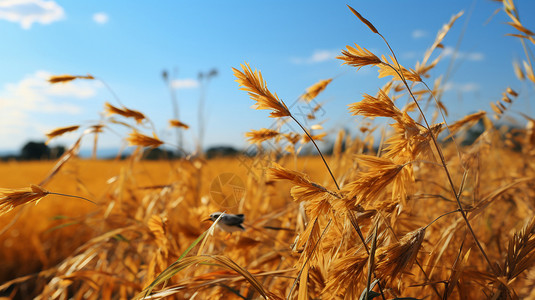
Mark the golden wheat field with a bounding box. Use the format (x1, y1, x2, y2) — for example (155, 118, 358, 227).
(2, 1, 535, 299)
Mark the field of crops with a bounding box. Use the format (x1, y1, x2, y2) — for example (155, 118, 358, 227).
(2, 1, 535, 299)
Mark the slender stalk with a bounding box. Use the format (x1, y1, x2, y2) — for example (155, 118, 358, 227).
(48, 192, 96, 205)
(347, 210, 386, 300)
(380, 45, 497, 273)
(289, 115, 340, 190)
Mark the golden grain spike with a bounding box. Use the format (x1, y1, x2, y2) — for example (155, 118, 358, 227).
(506, 87, 518, 97)
(378, 55, 422, 82)
(447, 111, 486, 135)
(342, 155, 406, 204)
(0, 185, 50, 215)
(104, 102, 146, 124)
(502, 94, 512, 104)
(45, 125, 80, 143)
(348, 89, 402, 120)
(337, 44, 382, 70)
(48, 74, 94, 84)
(375, 227, 426, 281)
(324, 249, 369, 296)
(302, 78, 332, 102)
(301, 132, 326, 144)
(232, 62, 291, 118)
(169, 119, 190, 129)
(506, 21, 535, 36)
(347, 5, 378, 34)
(126, 131, 164, 148)
(245, 128, 279, 144)
(421, 11, 464, 67)
(513, 60, 525, 80)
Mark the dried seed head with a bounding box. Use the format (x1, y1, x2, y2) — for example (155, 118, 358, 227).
(375, 227, 426, 281)
(347, 5, 379, 34)
(337, 44, 382, 70)
(48, 74, 94, 84)
(301, 132, 326, 144)
(45, 125, 80, 143)
(513, 60, 525, 80)
(302, 79, 332, 102)
(169, 119, 189, 129)
(126, 131, 164, 148)
(378, 55, 422, 82)
(0, 185, 50, 215)
(324, 249, 369, 296)
(105, 102, 146, 124)
(348, 89, 402, 120)
(506, 87, 518, 97)
(245, 128, 280, 144)
(233, 62, 291, 118)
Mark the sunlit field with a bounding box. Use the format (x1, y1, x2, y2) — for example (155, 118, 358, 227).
(2, 1, 535, 299)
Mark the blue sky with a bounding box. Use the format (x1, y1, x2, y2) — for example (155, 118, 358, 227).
(0, 0, 534, 155)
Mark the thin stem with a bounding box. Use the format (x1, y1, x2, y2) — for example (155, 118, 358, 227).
(347, 210, 386, 300)
(289, 115, 340, 190)
(381, 54, 497, 274)
(424, 209, 461, 230)
(48, 192, 97, 205)
(96, 78, 125, 107)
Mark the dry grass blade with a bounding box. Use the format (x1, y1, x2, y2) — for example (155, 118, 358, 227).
(137, 255, 270, 300)
(300, 132, 326, 144)
(503, 216, 535, 280)
(421, 11, 464, 67)
(169, 119, 189, 129)
(346, 5, 378, 34)
(302, 78, 332, 102)
(365, 226, 378, 300)
(513, 60, 525, 80)
(105, 102, 146, 124)
(233, 62, 291, 118)
(45, 125, 80, 143)
(348, 89, 402, 120)
(375, 227, 426, 281)
(378, 55, 422, 82)
(126, 131, 164, 148)
(445, 111, 486, 139)
(269, 163, 338, 203)
(342, 155, 406, 204)
(444, 247, 471, 299)
(337, 44, 382, 70)
(324, 249, 368, 296)
(0, 185, 49, 215)
(246, 128, 280, 144)
(48, 74, 94, 84)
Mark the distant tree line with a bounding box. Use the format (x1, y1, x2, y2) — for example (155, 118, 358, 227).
(2, 123, 523, 162)
(0, 141, 65, 161)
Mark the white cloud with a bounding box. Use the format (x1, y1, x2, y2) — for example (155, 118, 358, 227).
(291, 49, 339, 64)
(93, 12, 108, 24)
(412, 29, 428, 39)
(0, 71, 100, 149)
(444, 82, 480, 92)
(171, 78, 199, 89)
(442, 47, 484, 61)
(0, 0, 64, 29)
